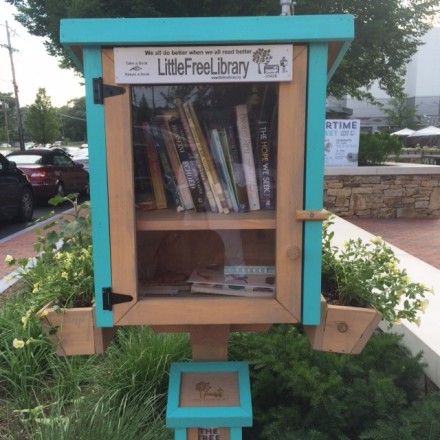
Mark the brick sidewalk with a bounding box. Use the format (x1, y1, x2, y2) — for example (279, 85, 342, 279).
(348, 218, 440, 270)
(0, 218, 62, 282)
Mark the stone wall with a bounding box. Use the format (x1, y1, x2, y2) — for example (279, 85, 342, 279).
(324, 166, 440, 218)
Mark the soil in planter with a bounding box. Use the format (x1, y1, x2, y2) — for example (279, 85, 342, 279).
(321, 275, 368, 308)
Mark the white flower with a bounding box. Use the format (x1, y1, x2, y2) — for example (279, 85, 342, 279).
(12, 339, 25, 349)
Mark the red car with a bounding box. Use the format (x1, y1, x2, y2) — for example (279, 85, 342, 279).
(6, 149, 89, 199)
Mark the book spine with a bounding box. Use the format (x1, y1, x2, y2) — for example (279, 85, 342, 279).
(167, 117, 208, 212)
(175, 100, 219, 213)
(141, 122, 167, 209)
(157, 117, 194, 210)
(256, 119, 275, 210)
(183, 101, 230, 214)
(234, 104, 260, 211)
(132, 132, 155, 207)
(209, 129, 239, 212)
(149, 121, 185, 212)
(221, 125, 250, 213)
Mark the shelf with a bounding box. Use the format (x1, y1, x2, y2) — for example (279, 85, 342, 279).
(136, 208, 276, 231)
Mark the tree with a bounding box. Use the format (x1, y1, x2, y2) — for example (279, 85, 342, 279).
(57, 97, 87, 142)
(0, 93, 17, 145)
(383, 95, 419, 131)
(6, 0, 440, 100)
(24, 88, 60, 144)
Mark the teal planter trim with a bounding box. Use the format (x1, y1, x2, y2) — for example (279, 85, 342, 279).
(302, 43, 328, 325)
(82, 47, 113, 327)
(166, 362, 252, 430)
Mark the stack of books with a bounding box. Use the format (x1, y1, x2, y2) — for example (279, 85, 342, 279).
(133, 100, 276, 214)
(188, 265, 275, 298)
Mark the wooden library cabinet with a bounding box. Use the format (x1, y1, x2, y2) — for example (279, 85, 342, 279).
(61, 15, 354, 330)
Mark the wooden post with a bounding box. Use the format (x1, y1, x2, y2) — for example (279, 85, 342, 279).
(187, 325, 231, 440)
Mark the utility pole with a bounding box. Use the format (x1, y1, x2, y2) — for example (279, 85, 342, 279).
(1, 21, 25, 150)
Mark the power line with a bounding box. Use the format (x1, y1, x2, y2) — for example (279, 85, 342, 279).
(57, 112, 86, 121)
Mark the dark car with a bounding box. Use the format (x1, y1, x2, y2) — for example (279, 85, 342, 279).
(0, 153, 34, 222)
(6, 149, 89, 199)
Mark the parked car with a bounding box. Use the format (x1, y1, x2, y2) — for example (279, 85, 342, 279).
(73, 147, 89, 171)
(0, 153, 34, 222)
(6, 149, 89, 199)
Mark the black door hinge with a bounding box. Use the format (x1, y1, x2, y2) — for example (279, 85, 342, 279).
(102, 287, 133, 311)
(93, 77, 126, 104)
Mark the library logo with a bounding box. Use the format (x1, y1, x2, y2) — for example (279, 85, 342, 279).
(252, 48, 289, 79)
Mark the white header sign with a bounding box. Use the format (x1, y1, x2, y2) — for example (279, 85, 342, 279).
(325, 119, 361, 167)
(114, 45, 292, 84)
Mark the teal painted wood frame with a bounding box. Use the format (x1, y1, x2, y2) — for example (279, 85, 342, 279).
(82, 47, 113, 327)
(302, 43, 329, 325)
(166, 361, 252, 434)
(61, 15, 353, 53)
(61, 15, 353, 328)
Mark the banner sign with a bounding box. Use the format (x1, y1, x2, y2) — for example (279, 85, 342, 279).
(324, 119, 360, 167)
(114, 45, 292, 84)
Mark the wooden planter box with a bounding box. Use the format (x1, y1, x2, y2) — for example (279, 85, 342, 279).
(304, 296, 383, 354)
(37, 304, 117, 356)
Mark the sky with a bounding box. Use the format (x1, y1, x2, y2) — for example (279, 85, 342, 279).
(0, 0, 85, 108)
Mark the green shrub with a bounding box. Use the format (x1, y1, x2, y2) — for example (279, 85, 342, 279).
(359, 132, 402, 165)
(230, 326, 425, 440)
(360, 392, 440, 439)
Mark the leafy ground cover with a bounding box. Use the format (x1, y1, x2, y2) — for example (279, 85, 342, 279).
(1, 284, 440, 439)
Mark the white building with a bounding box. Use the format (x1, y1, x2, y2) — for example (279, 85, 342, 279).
(331, 27, 440, 132)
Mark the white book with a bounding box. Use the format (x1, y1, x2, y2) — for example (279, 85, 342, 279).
(234, 104, 260, 211)
(188, 266, 274, 297)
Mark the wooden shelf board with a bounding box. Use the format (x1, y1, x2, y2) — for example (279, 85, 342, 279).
(136, 209, 276, 230)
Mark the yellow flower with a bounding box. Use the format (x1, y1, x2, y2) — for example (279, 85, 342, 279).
(61, 272, 69, 280)
(13, 339, 25, 349)
(5, 255, 15, 264)
(39, 309, 49, 318)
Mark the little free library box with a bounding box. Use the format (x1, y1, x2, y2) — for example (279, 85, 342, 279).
(60, 15, 354, 331)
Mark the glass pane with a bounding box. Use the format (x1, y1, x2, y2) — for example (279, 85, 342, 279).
(131, 83, 278, 299)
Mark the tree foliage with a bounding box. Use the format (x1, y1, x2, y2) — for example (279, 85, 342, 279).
(6, 0, 440, 101)
(58, 97, 87, 142)
(0, 92, 17, 144)
(24, 87, 60, 144)
(383, 95, 419, 130)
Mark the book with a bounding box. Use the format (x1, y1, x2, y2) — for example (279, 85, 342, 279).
(199, 108, 249, 212)
(132, 129, 156, 209)
(224, 265, 275, 275)
(208, 129, 239, 212)
(149, 120, 185, 212)
(188, 266, 275, 297)
(182, 101, 230, 214)
(234, 104, 261, 211)
(255, 118, 276, 210)
(165, 114, 209, 212)
(174, 100, 219, 213)
(140, 122, 167, 209)
(156, 115, 195, 210)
